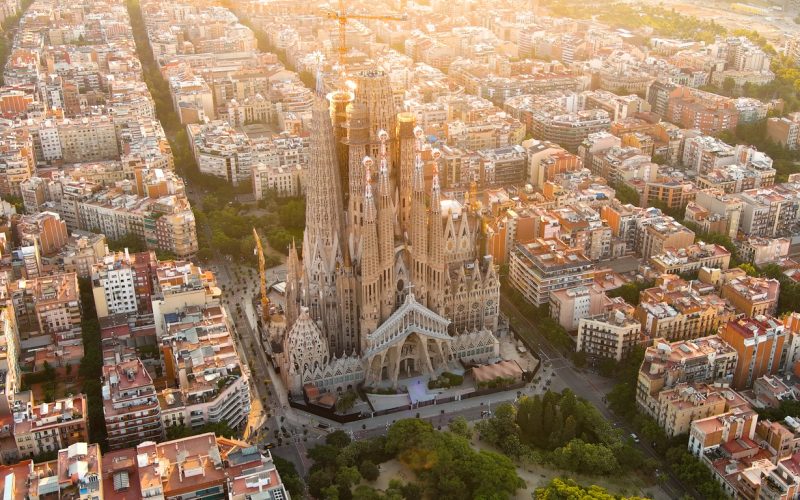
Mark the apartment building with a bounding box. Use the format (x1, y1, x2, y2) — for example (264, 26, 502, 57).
(8, 273, 81, 344)
(643, 174, 697, 211)
(647, 80, 679, 118)
(696, 164, 776, 195)
(3, 433, 290, 498)
(655, 383, 747, 437)
(13, 395, 88, 459)
(667, 87, 738, 135)
(548, 204, 613, 261)
(648, 243, 731, 276)
(91, 251, 157, 319)
(53, 443, 103, 499)
(14, 211, 68, 257)
(600, 200, 640, 253)
(114, 433, 289, 499)
(637, 275, 735, 341)
(744, 376, 797, 410)
(0, 306, 20, 443)
(524, 140, 581, 188)
(50, 230, 108, 279)
(766, 113, 800, 150)
(508, 238, 595, 306)
(252, 163, 302, 199)
(720, 275, 780, 318)
(0, 128, 35, 197)
(529, 106, 611, 152)
(737, 237, 790, 266)
(477, 145, 529, 186)
(57, 116, 119, 164)
(576, 304, 642, 361)
(689, 410, 800, 499)
(688, 406, 759, 457)
(736, 187, 798, 238)
(755, 418, 800, 460)
(687, 189, 743, 239)
(151, 260, 221, 339)
(636, 335, 738, 417)
(549, 285, 611, 331)
(187, 121, 254, 186)
(102, 358, 164, 450)
(636, 215, 695, 259)
(159, 305, 250, 431)
(721, 316, 787, 390)
(682, 135, 736, 174)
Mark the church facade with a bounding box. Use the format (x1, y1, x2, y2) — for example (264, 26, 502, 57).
(278, 71, 500, 396)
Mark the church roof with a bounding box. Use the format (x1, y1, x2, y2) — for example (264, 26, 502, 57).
(363, 293, 452, 358)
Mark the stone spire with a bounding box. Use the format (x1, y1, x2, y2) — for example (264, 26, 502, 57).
(376, 130, 396, 320)
(305, 98, 343, 248)
(396, 112, 416, 234)
(345, 102, 370, 255)
(302, 97, 344, 351)
(352, 69, 397, 157)
(409, 126, 428, 299)
(285, 239, 301, 330)
(427, 149, 445, 314)
(359, 157, 381, 338)
(336, 238, 360, 354)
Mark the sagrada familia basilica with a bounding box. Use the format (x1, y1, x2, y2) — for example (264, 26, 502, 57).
(277, 70, 501, 396)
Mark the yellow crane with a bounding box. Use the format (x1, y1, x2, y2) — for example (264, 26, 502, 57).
(323, 0, 407, 81)
(253, 228, 270, 326)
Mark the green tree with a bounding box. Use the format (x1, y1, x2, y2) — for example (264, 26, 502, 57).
(607, 280, 654, 306)
(326, 429, 352, 448)
(352, 485, 384, 500)
(308, 469, 335, 498)
(561, 415, 578, 443)
(722, 76, 736, 94)
(536, 477, 648, 499)
(738, 263, 758, 276)
(308, 444, 340, 468)
(321, 484, 340, 500)
(335, 391, 358, 413)
(359, 460, 380, 482)
(335, 465, 362, 490)
(551, 439, 619, 475)
(387, 419, 524, 499)
(448, 416, 472, 440)
(272, 456, 305, 498)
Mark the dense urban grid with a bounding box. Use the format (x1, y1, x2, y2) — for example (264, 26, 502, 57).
(0, 0, 799, 498)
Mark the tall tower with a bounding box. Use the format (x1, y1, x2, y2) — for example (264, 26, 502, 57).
(285, 240, 301, 330)
(328, 89, 354, 197)
(305, 99, 344, 248)
(427, 150, 446, 315)
(302, 98, 345, 351)
(396, 112, 416, 234)
(352, 70, 397, 147)
(336, 243, 360, 354)
(376, 131, 396, 320)
(345, 102, 371, 256)
(359, 159, 381, 342)
(409, 126, 428, 303)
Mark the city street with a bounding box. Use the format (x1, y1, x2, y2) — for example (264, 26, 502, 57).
(214, 257, 326, 476)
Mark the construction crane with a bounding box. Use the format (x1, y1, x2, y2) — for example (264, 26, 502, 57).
(323, 0, 408, 83)
(253, 228, 270, 328)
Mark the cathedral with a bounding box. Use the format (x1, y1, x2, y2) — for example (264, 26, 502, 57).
(278, 70, 500, 396)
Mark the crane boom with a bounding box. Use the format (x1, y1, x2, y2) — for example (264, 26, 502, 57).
(253, 228, 270, 325)
(323, 0, 407, 81)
